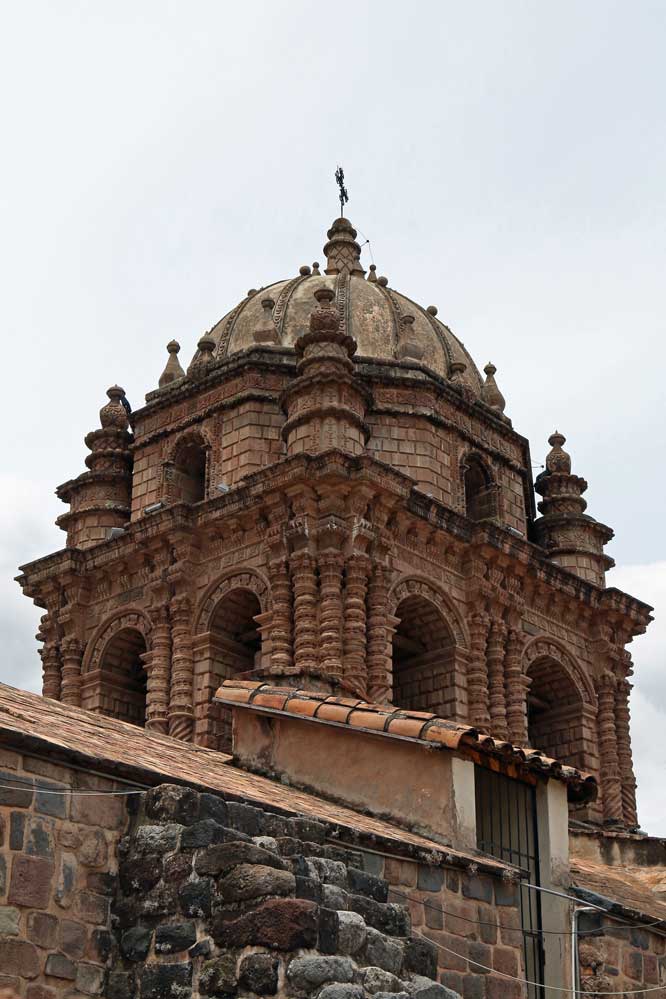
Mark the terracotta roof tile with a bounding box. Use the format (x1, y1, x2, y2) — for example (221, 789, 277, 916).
(0, 681, 504, 871)
(215, 680, 597, 802)
(572, 856, 666, 924)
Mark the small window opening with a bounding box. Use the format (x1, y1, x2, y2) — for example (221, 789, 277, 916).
(172, 440, 207, 504)
(464, 456, 498, 522)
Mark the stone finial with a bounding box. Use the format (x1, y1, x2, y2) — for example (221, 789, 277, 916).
(545, 431, 572, 474)
(481, 362, 506, 414)
(312, 262, 321, 275)
(299, 265, 311, 276)
(427, 305, 438, 316)
(253, 297, 279, 345)
(449, 360, 467, 384)
(377, 276, 389, 287)
(309, 287, 340, 336)
(367, 264, 378, 283)
(323, 217, 365, 277)
(158, 340, 185, 388)
(396, 315, 425, 362)
(187, 334, 216, 377)
(99, 386, 129, 430)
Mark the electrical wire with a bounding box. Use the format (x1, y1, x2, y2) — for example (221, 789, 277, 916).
(0, 780, 143, 796)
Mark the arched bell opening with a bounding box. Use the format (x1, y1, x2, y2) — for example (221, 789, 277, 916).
(197, 588, 263, 752)
(391, 594, 456, 715)
(463, 454, 498, 522)
(527, 656, 586, 769)
(96, 627, 147, 727)
(171, 435, 208, 504)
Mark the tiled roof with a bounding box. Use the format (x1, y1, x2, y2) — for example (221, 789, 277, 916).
(0, 682, 506, 873)
(216, 680, 598, 802)
(572, 856, 666, 925)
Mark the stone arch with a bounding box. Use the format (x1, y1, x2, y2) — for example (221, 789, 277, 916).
(164, 427, 212, 505)
(460, 449, 499, 522)
(523, 637, 596, 774)
(193, 569, 271, 751)
(388, 577, 468, 719)
(81, 610, 152, 727)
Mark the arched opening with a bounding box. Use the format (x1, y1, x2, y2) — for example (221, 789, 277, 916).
(392, 595, 456, 715)
(97, 628, 147, 727)
(202, 588, 263, 751)
(527, 657, 585, 769)
(171, 436, 208, 504)
(463, 455, 498, 522)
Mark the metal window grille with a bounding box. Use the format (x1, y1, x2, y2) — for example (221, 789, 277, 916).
(475, 765, 545, 999)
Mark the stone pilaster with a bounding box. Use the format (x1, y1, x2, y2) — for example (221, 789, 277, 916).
(467, 611, 491, 730)
(60, 637, 83, 707)
(40, 644, 62, 701)
(168, 595, 194, 742)
(317, 552, 345, 683)
(342, 553, 371, 698)
(267, 556, 294, 676)
(366, 563, 393, 704)
(615, 677, 638, 828)
(486, 620, 508, 739)
(504, 628, 529, 745)
(145, 607, 171, 734)
(596, 671, 623, 824)
(289, 550, 319, 677)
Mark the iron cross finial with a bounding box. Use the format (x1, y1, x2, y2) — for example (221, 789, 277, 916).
(335, 166, 349, 217)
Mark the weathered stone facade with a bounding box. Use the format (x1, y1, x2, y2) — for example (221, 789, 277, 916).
(16, 215, 653, 831)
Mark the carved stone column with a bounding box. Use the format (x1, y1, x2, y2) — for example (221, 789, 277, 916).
(615, 677, 638, 827)
(318, 552, 345, 683)
(504, 628, 529, 744)
(168, 595, 195, 742)
(289, 550, 319, 677)
(467, 611, 491, 730)
(366, 563, 393, 704)
(40, 644, 62, 701)
(342, 553, 371, 698)
(486, 620, 508, 739)
(60, 638, 83, 707)
(145, 606, 171, 734)
(267, 556, 294, 675)
(596, 671, 623, 824)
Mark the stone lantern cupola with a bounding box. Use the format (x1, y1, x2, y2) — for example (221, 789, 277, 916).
(533, 431, 614, 586)
(56, 386, 133, 549)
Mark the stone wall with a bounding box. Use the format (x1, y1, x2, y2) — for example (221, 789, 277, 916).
(0, 748, 128, 997)
(578, 910, 666, 995)
(109, 783, 527, 999)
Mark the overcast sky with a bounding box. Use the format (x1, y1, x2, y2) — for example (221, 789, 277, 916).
(1, 1, 664, 834)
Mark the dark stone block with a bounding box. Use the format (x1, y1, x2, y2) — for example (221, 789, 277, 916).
(8, 855, 54, 908)
(199, 952, 237, 997)
(182, 820, 248, 850)
(155, 920, 196, 953)
(417, 865, 444, 892)
(463, 975, 487, 999)
(194, 840, 285, 877)
(10, 812, 26, 850)
(226, 802, 265, 837)
(295, 875, 323, 902)
(318, 907, 339, 954)
(198, 793, 229, 826)
(90, 927, 115, 963)
(494, 878, 518, 906)
(0, 772, 33, 807)
(404, 937, 438, 979)
(218, 863, 295, 903)
(59, 918, 87, 960)
(179, 877, 213, 918)
(120, 925, 153, 961)
(289, 817, 327, 843)
(44, 953, 76, 980)
(26, 817, 55, 859)
(348, 866, 388, 902)
(35, 783, 67, 819)
(106, 971, 135, 999)
(189, 937, 212, 958)
(577, 911, 603, 935)
(145, 784, 200, 826)
(630, 928, 650, 950)
(350, 894, 410, 937)
(140, 963, 192, 999)
(446, 870, 460, 893)
(468, 941, 492, 974)
(260, 812, 290, 838)
(119, 854, 163, 894)
(87, 871, 116, 895)
(135, 882, 180, 919)
(359, 850, 384, 877)
(27, 911, 58, 948)
(163, 851, 193, 884)
(424, 896, 444, 930)
(462, 874, 493, 903)
(239, 953, 279, 995)
(213, 897, 318, 950)
(130, 824, 182, 857)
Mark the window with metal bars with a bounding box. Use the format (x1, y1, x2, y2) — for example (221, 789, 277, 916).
(475, 765, 545, 999)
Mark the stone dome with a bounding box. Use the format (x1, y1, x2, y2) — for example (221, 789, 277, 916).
(203, 218, 484, 396)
